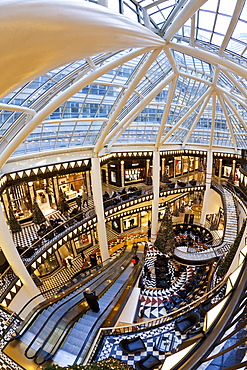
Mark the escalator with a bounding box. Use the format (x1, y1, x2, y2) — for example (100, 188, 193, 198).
(9, 250, 141, 367)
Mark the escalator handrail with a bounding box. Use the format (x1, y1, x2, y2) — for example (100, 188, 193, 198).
(24, 251, 132, 360)
(33, 252, 134, 364)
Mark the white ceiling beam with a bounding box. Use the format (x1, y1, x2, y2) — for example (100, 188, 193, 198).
(94, 48, 162, 154)
(222, 70, 247, 101)
(223, 93, 247, 132)
(0, 103, 36, 116)
(107, 106, 147, 150)
(216, 85, 247, 110)
(190, 14, 196, 47)
(102, 72, 176, 147)
(164, 48, 178, 73)
(42, 118, 108, 124)
(182, 93, 211, 147)
(209, 92, 216, 150)
(164, 0, 207, 43)
(0, 46, 154, 169)
(167, 42, 247, 79)
(179, 71, 212, 87)
(219, 0, 245, 55)
(144, 0, 168, 10)
(160, 86, 213, 145)
(155, 76, 177, 149)
(217, 93, 237, 152)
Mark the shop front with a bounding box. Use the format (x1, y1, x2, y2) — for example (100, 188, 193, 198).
(2, 168, 90, 224)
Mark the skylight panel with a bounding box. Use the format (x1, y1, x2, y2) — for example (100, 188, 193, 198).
(149, 11, 165, 25)
(198, 10, 216, 32)
(200, 0, 219, 12)
(211, 33, 225, 47)
(218, 0, 238, 16)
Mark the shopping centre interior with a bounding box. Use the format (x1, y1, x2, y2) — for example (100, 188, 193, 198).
(0, 0, 247, 369)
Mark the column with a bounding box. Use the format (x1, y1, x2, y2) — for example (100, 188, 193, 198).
(219, 158, 222, 179)
(91, 156, 109, 262)
(120, 160, 125, 188)
(161, 158, 165, 179)
(86, 170, 91, 196)
(146, 159, 150, 177)
(151, 150, 160, 243)
(232, 160, 236, 178)
(200, 150, 213, 225)
(52, 176, 60, 208)
(28, 181, 35, 201)
(0, 204, 41, 302)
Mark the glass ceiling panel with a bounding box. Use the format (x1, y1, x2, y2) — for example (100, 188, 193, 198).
(1, 0, 247, 158)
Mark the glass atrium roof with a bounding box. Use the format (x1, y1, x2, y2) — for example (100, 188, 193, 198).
(0, 0, 247, 162)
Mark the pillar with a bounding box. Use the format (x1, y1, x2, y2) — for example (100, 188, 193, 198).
(151, 150, 160, 243)
(232, 160, 236, 178)
(91, 157, 109, 262)
(121, 160, 125, 188)
(200, 150, 213, 225)
(52, 176, 60, 208)
(28, 181, 35, 201)
(146, 159, 150, 177)
(161, 158, 165, 179)
(0, 204, 41, 302)
(86, 170, 91, 196)
(219, 158, 222, 179)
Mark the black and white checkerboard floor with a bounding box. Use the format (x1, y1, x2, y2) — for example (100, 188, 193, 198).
(138, 245, 198, 319)
(0, 311, 23, 370)
(94, 317, 206, 369)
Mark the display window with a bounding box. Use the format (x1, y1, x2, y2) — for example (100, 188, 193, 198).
(124, 168, 145, 183)
(194, 157, 199, 170)
(124, 159, 146, 184)
(74, 232, 92, 251)
(58, 172, 86, 200)
(112, 219, 121, 233)
(223, 166, 232, 178)
(183, 156, 189, 174)
(189, 157, 194, 171)
(110, 171, 117, 183)
(175, 157, 182, 176)
(6, 184, 33, 222)
(34, 178, 55, 210)
(123, 214, 138, 230)
(36, 253, 59, 276)
(59, 241, 73, 260)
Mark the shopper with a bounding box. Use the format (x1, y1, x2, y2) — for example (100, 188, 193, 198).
(62, 259, 67, 268)
(82, 191, 88, 207)
(83, 288, 100, 313)
(66, 255, 73, 268)
(75, 195, 82, 210)
(132, 255, 139, 266)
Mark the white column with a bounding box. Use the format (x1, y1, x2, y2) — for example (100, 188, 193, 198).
(151, 150, 160, 243)
(146, 159, 150, 177)
(0, 204, 41, 301)
(121, 160, 125, 187)
(161, 158, 165, 178)
(200, 151, 213, 225)
(86, 170, 91, 196)
(232, 160, 236, 178)
(219, 158, 222, 179)
(91, 157, 109, 262)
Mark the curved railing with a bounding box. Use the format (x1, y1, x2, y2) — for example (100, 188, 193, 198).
(173, 182, 239, 264)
